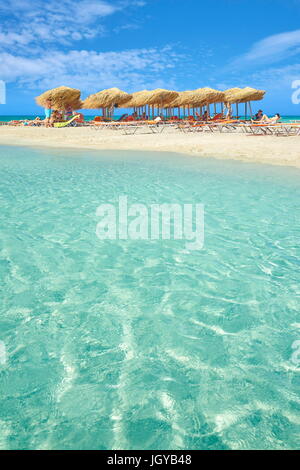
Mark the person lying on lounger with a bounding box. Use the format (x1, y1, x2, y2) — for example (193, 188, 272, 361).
(254, 113, 281, 124)
(26, 117, 42, 126)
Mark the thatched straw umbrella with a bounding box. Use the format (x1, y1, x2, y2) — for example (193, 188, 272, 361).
(147, 89, 178, 105)
(122, 89, 178, 119)
(190, 88, 225, 117)
(36, 86, 81, 111)
(146, 89, 179, 118)
(191, 88, 225, 105)
(70, 99, 83, 111)
(167, 91, 194, 107)
(224, 87, 266, 118)
(241, 88, 266, 119)
(167, 88, 225, 119)
(121, 90, 154, 118)
(83, 88, 132, 118)
(163, 91, 195, 119)
(122, 90, 150, 108)
(238, 87, 265, 102)
(223, 88, 244, 104)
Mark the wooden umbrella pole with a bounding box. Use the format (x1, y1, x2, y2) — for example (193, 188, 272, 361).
(245, 102, 247, 120)
(249, 101, 253, 118)
(214, 103, 216, 116)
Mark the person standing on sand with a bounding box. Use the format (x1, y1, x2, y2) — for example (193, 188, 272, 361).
(44, 99, 52, 127)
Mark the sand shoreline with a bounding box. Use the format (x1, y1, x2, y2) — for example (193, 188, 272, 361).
(0, 125, 300, 168)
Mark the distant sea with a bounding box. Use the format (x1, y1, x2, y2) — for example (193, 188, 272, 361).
(0, 115, 96, 122)
(1, 115, 300, 123)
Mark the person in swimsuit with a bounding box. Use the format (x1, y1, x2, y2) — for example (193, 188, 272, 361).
(44, 99, 52, 127)
(254, 109, 263, 121)
(64, 106, 73, 121)
(259, 113, 281, 124)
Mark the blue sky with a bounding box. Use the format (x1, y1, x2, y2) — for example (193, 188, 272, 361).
(1, 0, 300, 114)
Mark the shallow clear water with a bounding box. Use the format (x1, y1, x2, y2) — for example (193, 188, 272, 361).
(0, 145, 300, 450)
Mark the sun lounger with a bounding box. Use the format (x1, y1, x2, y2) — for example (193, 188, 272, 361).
(53, 115, 80, 128)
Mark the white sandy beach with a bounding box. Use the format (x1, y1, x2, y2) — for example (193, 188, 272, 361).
(0, 125, 300, 167)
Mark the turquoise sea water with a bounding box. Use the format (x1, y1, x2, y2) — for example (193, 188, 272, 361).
(0, 115, 96, 122)
(0, 146, 300, 450)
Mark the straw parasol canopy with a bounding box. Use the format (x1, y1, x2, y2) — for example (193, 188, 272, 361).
(83, 88, 132, 109)
(147, 89, 179, 106)
(70, 99, 83, 110)
(36, 86, 81, 111)
(167, 88, 225, 108)
(190, 88, 225, 106)
(166, 90, 195, 107)
(121, 90, 153, 108)
(223, 87, 265, 104)
(223, 88, 244, 104)
(238, 87, 266, 103)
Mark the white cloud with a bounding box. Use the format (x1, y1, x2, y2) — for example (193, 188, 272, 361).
(0, 1, 144, 50)
(0, 1, 185, 96)
(233, 30, 300, 66)
(0, 46, 183, 94)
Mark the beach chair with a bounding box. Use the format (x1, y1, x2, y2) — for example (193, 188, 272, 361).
(53, 115, 80, 128)
(116, 114, 128, 122)
(216, 121, 240, 133)
(210, 113, 224, 121)
(176, 122, 193, 133)
(191, 123, 215, 133)
(242, 123, 278, 136)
